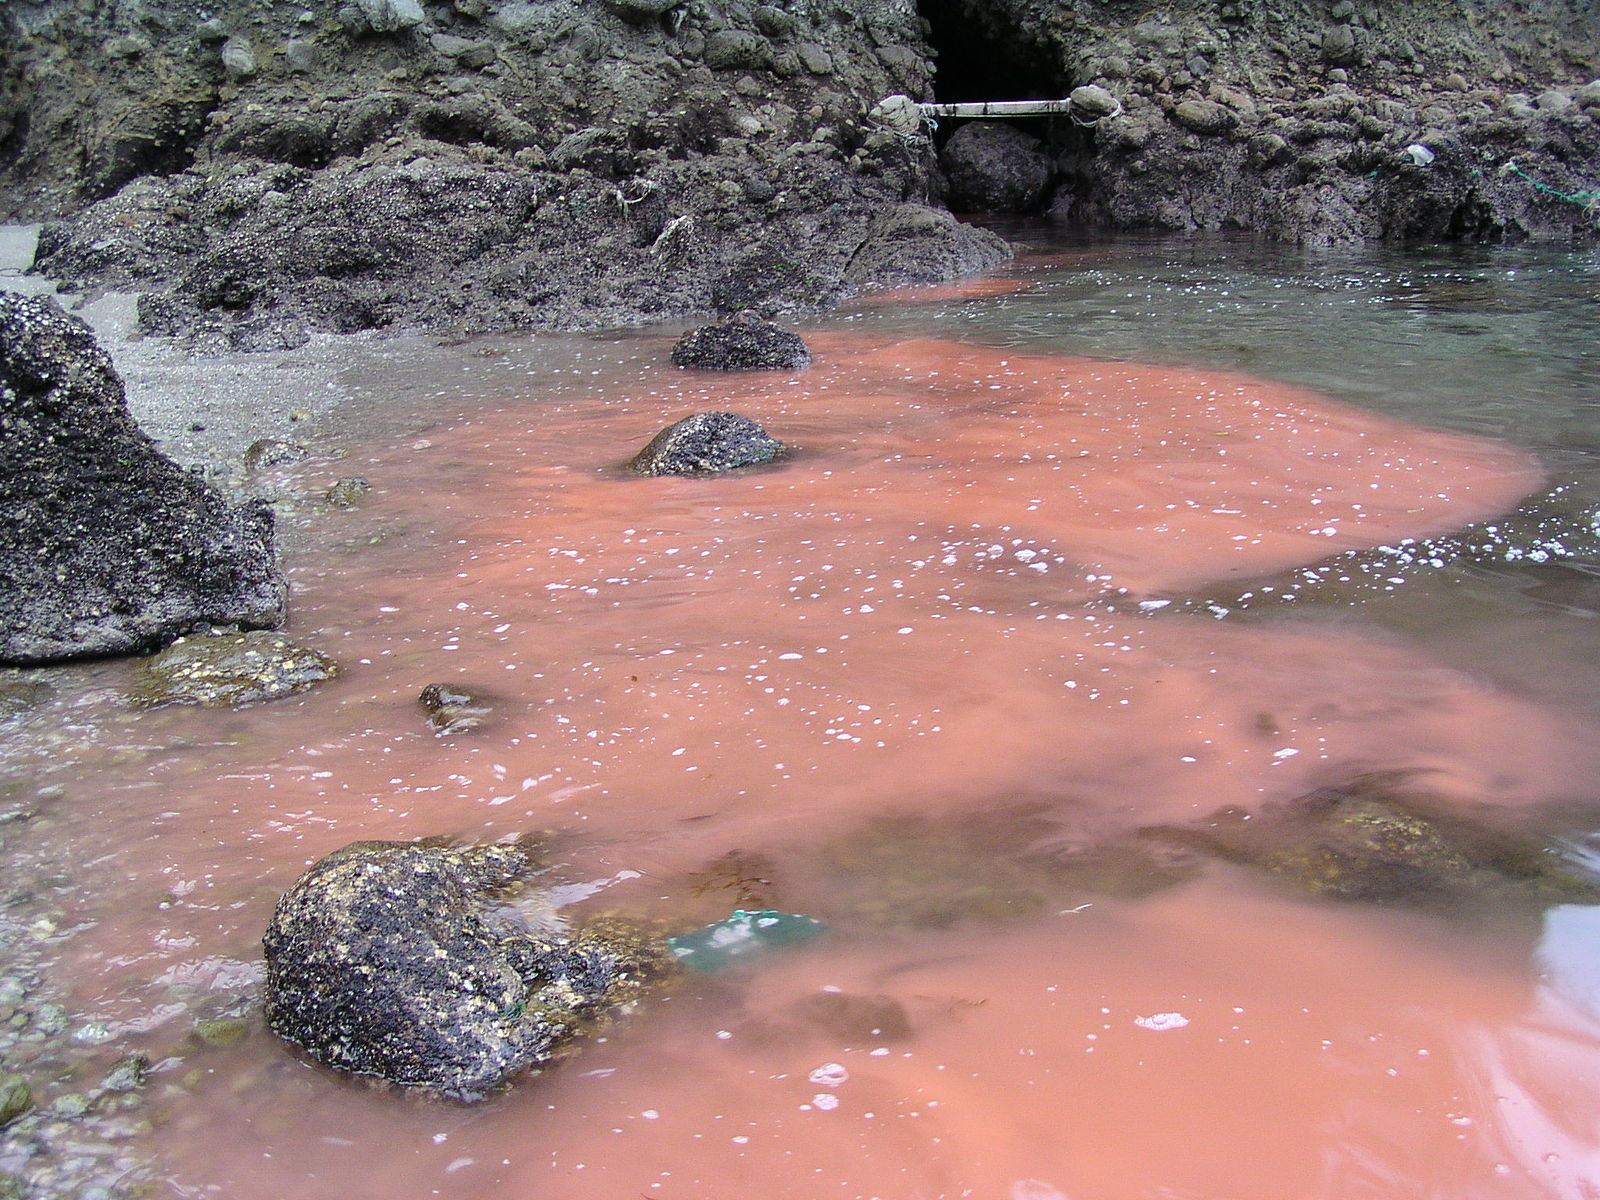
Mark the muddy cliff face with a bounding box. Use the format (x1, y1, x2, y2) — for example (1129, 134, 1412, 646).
(0, 0, 1596, 344)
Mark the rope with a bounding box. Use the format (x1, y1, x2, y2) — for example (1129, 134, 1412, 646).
(1501, 159, 1600, 211)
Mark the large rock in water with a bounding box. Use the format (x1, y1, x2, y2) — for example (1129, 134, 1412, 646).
(628, 411, 787, 476)
(262, 840, 675, 1098)
(0, 293, 285, 665)
(670, 315, 812, 371)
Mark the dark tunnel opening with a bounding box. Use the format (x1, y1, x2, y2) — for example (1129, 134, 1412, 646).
(916, 0, 1089, 218)
(918, 0, 1068, 106)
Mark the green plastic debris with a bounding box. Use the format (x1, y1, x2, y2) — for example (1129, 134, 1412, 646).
(667, 909, 826, 972)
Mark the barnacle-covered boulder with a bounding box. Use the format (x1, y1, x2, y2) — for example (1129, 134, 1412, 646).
(262, 840, 675, 1098)
(627, 411, 787, 476)
(670, 313, 811, 371)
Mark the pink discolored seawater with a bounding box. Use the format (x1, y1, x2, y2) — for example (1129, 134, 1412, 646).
(21, 329, 1600, 1199)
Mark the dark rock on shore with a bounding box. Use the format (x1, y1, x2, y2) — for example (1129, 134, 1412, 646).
(262, 840, 676, 1097)
(671, 315, 812, 371)
(3, 0, 1595, 344)
(842, 203, 1011, 287)
(129, 631, 338, 708)
(0, 294, 286, 666)
(628, 411, 788, 476)
(940, 122, 1053, 214)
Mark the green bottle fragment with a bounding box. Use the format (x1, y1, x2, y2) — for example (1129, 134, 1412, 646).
(667, 909, 826, 972)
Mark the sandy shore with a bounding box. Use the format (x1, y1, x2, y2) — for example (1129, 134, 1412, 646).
(1, 224, 354, 482)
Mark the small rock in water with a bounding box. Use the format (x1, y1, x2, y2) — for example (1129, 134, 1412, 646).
(243, 439, 309, 470)
(99, 1054, 149, 1093)
(670, 315, 811, 371)
(129, 631, 339, 708)
(193, 1017, 250, 1047)
(324, 477, 373, 507)
(70, 1021, 114, 1045)
(627, 412, 788, 476)
(1148, 771, 1600, 910)
(48, 1093, 89, 1119)
(792, 991, 912, 1044)
(419, 682, 493, 735)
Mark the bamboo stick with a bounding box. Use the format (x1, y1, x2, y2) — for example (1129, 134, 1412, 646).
(916, 99, 1075, 118)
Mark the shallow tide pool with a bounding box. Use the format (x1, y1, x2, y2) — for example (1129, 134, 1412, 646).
(5, 230, 1600, 1200)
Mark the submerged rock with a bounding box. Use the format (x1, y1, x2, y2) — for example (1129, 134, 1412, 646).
(262, 840, 676, 1097)
(1150, 773, 1600, 909)
(1115, 484, 1600, 618)
(193, 1017, 250, 1048)
(0, 1073, 31, 1127)
(0, 294, 286, 665)
(419, 682, 492, 735)
(811, 808, 1198, 930)
(324, 477, 372, 507)
(627, 411, 787, 476)
(0, 682, 53, 722)
(792, 991, 912, 1045)
(129, 630, 338, 708)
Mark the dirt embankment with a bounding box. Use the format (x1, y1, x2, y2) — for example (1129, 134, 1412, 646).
(1, 0, 1596, 346)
